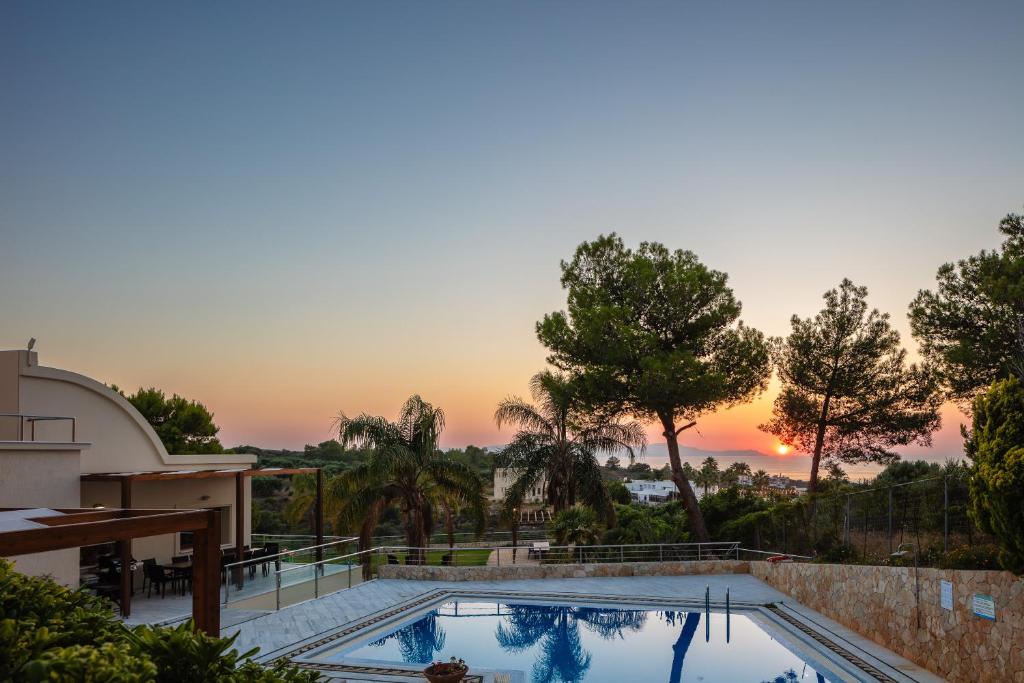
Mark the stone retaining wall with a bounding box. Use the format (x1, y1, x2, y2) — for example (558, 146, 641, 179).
(378, 559, 749, 582)
(751, 561, 1024, 683)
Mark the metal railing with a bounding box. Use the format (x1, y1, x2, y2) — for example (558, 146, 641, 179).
(0, 413, 76, 441)
(266, 541, 760, 611)
(222, 536, 357, 604)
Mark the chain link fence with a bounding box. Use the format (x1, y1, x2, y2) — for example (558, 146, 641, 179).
(724, 474, 997, 567)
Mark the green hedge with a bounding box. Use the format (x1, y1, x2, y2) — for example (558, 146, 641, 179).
(0, 559, 317, 682)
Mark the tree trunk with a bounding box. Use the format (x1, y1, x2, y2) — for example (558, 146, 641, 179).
(660, 414, 710, 543)
(807, 393, 833, 497)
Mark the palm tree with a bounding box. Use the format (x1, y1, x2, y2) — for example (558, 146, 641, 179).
(494, 370, 645, 521)
(550, 506, 602, 547)
(696, 457, 720, 497)
(329, 395, 486, 567)
(752, 469, 770, 494)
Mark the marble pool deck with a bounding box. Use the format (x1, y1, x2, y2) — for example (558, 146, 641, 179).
(221, 574, 946, 682)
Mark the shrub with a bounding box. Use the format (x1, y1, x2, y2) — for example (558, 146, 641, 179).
(21, 642, 156, 683)
(0, 560, 318, 682)
(965, 376, 1024, 573)
(937, 544, 1002, 571)
(551, 506, 602, 546)
(601, 502, 689, 545)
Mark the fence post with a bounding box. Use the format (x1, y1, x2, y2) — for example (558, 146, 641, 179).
(844, 495, 851, 545)
(314, 562, 319, 598)
(943, 478, 949, 553)
(620, 546, 624, 563)
(888, 488, 893, 555)
(275, 572, 281, 611)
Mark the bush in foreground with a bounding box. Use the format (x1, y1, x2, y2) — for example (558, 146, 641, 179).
(0, 559, 317, 682)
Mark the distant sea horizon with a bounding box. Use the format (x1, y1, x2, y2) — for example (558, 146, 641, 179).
(484, 443, 966, 483)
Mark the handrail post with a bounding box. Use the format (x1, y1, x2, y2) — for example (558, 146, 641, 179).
(223, 568, 229, 604)
(314, 562, 319, 598)
(275, 571, 281, 611)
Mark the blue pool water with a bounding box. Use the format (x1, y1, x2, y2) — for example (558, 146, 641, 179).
(331, 600, 837, 682)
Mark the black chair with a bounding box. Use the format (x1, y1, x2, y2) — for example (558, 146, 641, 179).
(261, 543, 280, 576)
(140, 558, 157, 594)
(144, 563, 176, 598)
(387, 554, 400, 565)
(440, 554, 452, 566)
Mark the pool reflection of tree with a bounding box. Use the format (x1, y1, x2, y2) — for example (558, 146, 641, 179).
(369, 612, 446, 664)
(495, 605, 649, 683)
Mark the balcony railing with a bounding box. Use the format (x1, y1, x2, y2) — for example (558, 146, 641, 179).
(0, 413, 77, 441)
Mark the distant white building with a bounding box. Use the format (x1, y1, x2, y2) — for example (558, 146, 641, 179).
(625, 480, 678, 505)
(493, 468, 547, 504)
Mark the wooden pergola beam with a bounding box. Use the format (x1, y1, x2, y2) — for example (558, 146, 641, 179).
(0, 508, 221, 635)
(80, 467, 320, 483)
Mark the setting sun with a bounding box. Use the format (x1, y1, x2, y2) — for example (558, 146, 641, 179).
(776, 444, 791, 455)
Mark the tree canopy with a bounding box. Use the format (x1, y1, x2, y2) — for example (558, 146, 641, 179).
(909, 212, 1024, 405)
(537, 234, 771, 541)
(118, 386, 224, 454)
(761, 279, 941, 494)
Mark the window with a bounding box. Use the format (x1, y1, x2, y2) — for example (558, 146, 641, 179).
(178, 505, 232, 551)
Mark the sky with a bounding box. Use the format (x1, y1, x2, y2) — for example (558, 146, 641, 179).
(2, 1, 1022, 470)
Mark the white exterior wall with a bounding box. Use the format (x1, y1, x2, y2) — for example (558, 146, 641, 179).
(0, 443, 85, 586)
(493, 468, 547, 504)
(0, 349, 257, 578)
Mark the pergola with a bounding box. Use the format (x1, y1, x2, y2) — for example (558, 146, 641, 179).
(0, 507, 223, 634)
(80, 466, 324, 616)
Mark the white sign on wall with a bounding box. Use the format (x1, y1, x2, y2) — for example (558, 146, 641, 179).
(973, 593, 996, 621)
(940, 580, 953, 611)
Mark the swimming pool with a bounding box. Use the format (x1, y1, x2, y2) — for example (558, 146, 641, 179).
(320, 598, 840, 682)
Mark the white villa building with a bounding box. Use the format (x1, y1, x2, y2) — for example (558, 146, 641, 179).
(0, 348, 257, 588)
(625, 479, 678, 505)
(492, 468, 547, 505)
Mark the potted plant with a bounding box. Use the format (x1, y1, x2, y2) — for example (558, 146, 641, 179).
(423, 657, 468, 683)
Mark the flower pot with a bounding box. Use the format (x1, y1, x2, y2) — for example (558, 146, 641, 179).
(423, 664, 468, 683)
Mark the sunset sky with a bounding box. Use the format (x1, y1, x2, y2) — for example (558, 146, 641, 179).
(3, 2, 1022, 468)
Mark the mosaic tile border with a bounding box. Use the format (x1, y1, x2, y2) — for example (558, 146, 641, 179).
(293, 661, 484, 682)
(765, 605, 899, 683)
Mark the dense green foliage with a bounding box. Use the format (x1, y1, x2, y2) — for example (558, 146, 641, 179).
(537, 234, 771, 542)
(329, 396, 487, 564)
(761, 279, 942, 494)
(118, 386, 224, 454)
(602, 502, 689, 545)
(0, 560, 317, 682)
(965, 376, 1024, 573)
(910, 212, 1024, 405)
(550, 506, 602, 546)
(494, 370, 644, 522)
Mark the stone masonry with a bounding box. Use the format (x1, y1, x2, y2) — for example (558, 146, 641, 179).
(751, 562, 1024, 683)
(378, 559, 749, 581)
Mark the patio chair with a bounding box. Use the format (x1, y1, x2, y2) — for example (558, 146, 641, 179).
(144, 563, 176, 598)
(140, 558, 157, 594)
(386, 554, 400, 565)
(261, 543, 280, 576)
